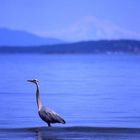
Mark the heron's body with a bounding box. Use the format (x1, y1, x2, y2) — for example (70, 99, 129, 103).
(28, 79, 65, 127)
(39, 106, 65, 127)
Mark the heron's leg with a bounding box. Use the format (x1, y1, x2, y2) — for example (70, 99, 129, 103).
(48, 122, 51, 127)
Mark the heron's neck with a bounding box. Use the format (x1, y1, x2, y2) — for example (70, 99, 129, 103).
(35, 83, 43, 110)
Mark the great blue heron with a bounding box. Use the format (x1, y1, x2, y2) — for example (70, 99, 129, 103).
(27, 79, 66, 127)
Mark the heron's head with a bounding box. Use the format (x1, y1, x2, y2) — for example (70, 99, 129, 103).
(27, 79, 39, 84)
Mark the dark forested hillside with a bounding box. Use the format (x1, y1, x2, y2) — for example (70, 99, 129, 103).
(0, 40, 140, 54)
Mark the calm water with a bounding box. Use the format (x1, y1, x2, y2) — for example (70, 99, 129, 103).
(0, 54, 140, 129)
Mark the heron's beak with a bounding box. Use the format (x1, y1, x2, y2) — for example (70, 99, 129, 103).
(27, 80, 33, 83)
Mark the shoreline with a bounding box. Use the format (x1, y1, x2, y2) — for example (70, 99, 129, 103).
(1, 126, 140, 140)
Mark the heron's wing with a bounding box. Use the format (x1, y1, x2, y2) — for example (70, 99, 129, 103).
(52, 111, 66, 124)
(41, 107, 66, 124)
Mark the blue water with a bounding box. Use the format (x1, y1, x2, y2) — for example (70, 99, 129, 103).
(0, 54, 140, 129)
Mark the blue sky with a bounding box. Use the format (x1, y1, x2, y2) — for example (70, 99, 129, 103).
(0, 0, 140, 41)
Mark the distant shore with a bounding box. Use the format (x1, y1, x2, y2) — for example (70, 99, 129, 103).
(0, 40, 140, 54)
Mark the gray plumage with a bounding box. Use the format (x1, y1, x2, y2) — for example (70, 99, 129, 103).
(27, 79, 66, 127)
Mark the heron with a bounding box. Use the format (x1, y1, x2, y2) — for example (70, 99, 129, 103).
(27, 79, 66, 127)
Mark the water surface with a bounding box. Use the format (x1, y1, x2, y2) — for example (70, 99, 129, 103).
(0, 54, 140, 139)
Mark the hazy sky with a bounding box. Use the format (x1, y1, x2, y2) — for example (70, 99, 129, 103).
(0, 0, 140, 41)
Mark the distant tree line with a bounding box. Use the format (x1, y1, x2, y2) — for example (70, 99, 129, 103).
(0, 40, 140, 54)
